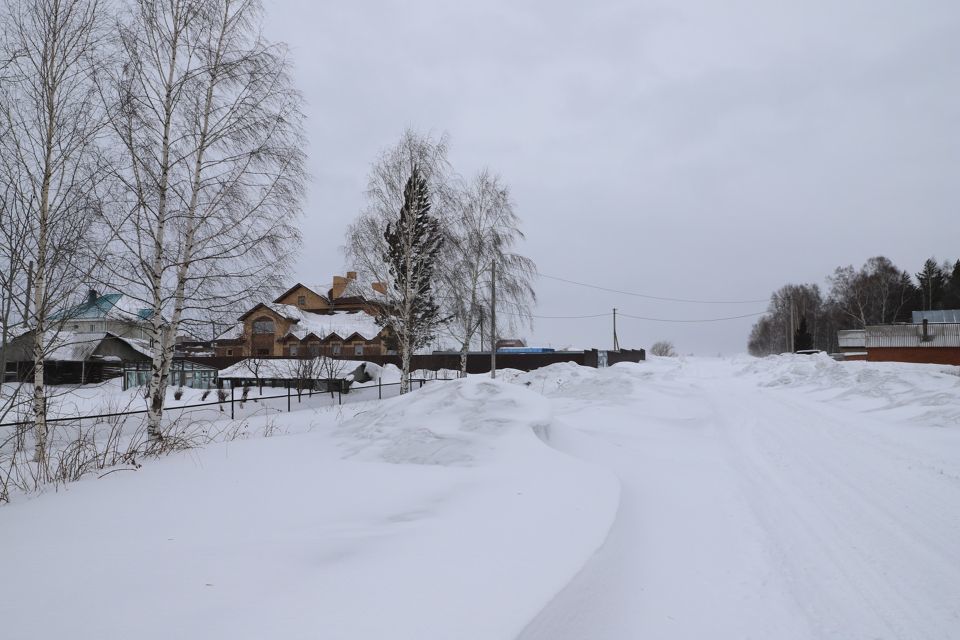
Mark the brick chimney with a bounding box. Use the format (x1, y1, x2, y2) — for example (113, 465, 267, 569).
(371, 282, 387, 295)
(331, 275, 348, 299)
(346, 271, 357, 280)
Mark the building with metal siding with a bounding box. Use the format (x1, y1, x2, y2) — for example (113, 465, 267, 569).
(857, 322, 960, 365)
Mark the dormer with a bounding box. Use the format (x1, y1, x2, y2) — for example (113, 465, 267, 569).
(273, 283, 330, 311)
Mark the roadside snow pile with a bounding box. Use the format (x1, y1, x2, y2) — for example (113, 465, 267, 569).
(340, 377, 551, 466)
(510, 361, 636, 401)
(0, 376, 619, 640)
(737, 353, 960, 426)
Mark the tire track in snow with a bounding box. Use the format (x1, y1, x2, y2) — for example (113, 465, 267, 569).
(707, 384, 960, 640)
(518, 360, 960, 640)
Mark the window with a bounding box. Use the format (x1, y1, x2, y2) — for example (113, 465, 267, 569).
(252, 317, 275, 334)
(297, 295, 306, 306)
(354, 344, 364, 356)
(290, 345, 299, 356)
(226, 349, 233, 356)
(256, 348, 269, 356)
(332, 343, 341, 355)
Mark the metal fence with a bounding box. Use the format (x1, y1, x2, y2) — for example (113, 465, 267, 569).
(0, 378, 441, 429)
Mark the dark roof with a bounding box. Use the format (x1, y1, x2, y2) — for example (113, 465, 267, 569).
(237, 302, 297, 322)
(273, 283, 328, 305)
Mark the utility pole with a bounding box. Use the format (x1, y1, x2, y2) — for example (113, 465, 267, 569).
(490, 261, 497, 379)
(613, 308, 620, 351)
(789, 300, 796, 353)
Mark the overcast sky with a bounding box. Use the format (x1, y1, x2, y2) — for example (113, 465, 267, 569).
(263, 0, 960, 355)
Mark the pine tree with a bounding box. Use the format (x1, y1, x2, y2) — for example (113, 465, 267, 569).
(943, 259, 960, 309)
(380, 166, 443, 393)
(915, 258, 947, 310)
(794, 315, 814, 351)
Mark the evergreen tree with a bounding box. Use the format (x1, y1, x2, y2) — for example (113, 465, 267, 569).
(943, 260, 960, 309)
(794, 315, 814, 351)
(915, 258, 947, 310)
(380, 166, 444, 393)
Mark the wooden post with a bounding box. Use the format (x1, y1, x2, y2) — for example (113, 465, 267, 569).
(287, 383, 291, 412)
(230, 384, 234, 419)
(378, 376, 382, 400)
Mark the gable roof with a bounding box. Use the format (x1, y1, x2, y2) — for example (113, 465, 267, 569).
(43, 331, 154, 361)
(237, 302, 297, 322)
(272, 283, 329, 305)
(50, 292, 157, 323)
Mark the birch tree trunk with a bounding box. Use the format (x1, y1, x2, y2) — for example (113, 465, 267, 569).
(1, 0, 107, 463)
(106, 0, 304, 437)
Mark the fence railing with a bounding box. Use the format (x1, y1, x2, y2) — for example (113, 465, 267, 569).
(0, 377, 442, 429)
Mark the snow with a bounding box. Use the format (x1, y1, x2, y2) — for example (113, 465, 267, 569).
(0, 377, 617, 640)
(40, 330, 153, 361)
(266, 303, 383, 341)
(3, 355, 960, 639)
(218, 357, 370, 380)
(519, 356, 960, 640)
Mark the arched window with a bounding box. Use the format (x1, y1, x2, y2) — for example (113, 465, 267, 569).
(252, 317, 275, 334)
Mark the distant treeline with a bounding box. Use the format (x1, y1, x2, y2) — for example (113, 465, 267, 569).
(748, 256, 960, 356)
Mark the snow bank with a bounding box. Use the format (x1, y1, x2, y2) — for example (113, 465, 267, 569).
(0, 377, 619, 640)
(341, 376, 553, 466)
(736, 353, 960, 427)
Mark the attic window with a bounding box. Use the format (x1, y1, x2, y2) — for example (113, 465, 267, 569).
(252, 318, 275, 334)
(297, 295, 306, 306)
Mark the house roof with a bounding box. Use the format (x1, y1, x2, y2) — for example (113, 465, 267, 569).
(237, 303, 384, 342)
(279, 306, 383, 341)
(912, 310, 960, 324)
(272, 283, 329, 305)
(218, 358, 368, 380)
(50, 292, 156, 323)
(865, 323, 960, 348)
(43, 331, 154, 362)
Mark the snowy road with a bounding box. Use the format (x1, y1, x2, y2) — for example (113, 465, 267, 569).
(2, 356, 959, 639)
(519, 358, 960, 640)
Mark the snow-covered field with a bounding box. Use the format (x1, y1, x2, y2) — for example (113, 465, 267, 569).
(2, 355, 959, 639)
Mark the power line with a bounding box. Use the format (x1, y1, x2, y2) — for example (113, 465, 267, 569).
(537, 272, 768, 304)
(528, 312, 612, 319)
(617, 311, 767, 323)
(498, 309, 767, 323)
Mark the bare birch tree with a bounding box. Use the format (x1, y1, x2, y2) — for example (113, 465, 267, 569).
(828, 257, 915, 328)
(0, 0, 107, 463)
(101, 0, 305, 438)
(442, 170, 535, 376)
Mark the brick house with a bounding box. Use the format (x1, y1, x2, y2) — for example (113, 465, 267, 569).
(214, 273, 391, 358)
